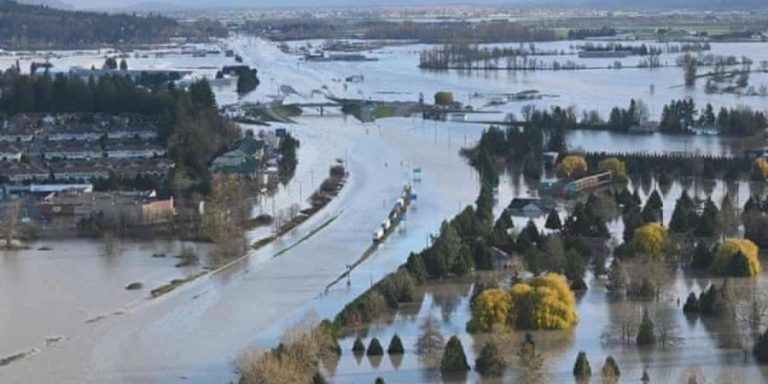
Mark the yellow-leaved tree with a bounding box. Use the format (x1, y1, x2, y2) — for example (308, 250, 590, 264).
(468, 288, 512, 332)
(508, 273, 579, 330)
(752, 158, 768, 181)
(711, 238, 761, 277)
(557, 155, 588, 179)
(631, 222, 668, 262)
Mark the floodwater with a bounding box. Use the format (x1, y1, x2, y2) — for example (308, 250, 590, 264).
(2, 35, 768, 383)
(331, 271, 768, 384)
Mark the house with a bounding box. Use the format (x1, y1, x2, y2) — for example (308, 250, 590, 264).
(50, 161, 111, 181)
(0, 120, 36, 142)
(490, 247, 513, 270)
(39, 190, 175, 224)
(0, 162, 50, 183)
(43, 141, 103, 160)
(234, 134, 266, 160)
(628, 124, 656, 134)
(0, 143, 24, 162)
(542, 151, 559, 167)
(507, 197, 544, 216)
(210, 149, 259, 176)
(48, 124, 104, 142)
(109, 159, 174, 178)
(142, 196, 176, 223)
(105, 124, 159, 140)
(105, 141, 166, 159)
(68, 67, 190, 83)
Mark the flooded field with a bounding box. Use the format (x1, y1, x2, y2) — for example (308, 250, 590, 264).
(330, 270, 768, 384)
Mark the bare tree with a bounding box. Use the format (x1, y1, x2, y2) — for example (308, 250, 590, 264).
(653, 303, 681, 349)
(3, 201, 21, 249)
(736, 284, 768, 361)
(416, 315, 444, 366)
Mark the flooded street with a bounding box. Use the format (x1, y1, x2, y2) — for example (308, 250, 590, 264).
(0, 115, 480, 383)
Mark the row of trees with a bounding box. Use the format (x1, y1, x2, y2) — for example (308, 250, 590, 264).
(581, 152, 750, 181)
(364, 21, 557, 44)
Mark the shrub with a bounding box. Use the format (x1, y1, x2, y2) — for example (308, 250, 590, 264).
(572, 351, 592, 380)
(682, 292, 699, 314)
(598, 157, 628, 182)
(387, 334, 404, 355)
(631, 222, 668, 261)
(475, 341, 506, 376)
(468, 288, 512, 332)
(434, 91, 455, 106)
(711, 238, 761, 277)
(366, 337, 384, 356)
(440, 336, 470, 373)
(557, 155, 588, 179)
(374, 378, 385, 384)
(601, 355, 621, 378)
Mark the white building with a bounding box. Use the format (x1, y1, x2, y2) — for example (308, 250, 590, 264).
(0, 143, 23, 162)
(105, 142, 166, 159)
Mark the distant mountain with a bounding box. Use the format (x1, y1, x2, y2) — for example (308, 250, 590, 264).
(55, 0, 768, 11)
(573, 0, 768, 10)
(15, 0, 72, 8)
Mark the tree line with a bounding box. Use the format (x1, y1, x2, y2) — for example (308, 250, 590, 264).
(0, 69, 240, 192)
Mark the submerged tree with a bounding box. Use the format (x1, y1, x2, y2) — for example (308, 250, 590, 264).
(440, 336, 470, 373)
(636, 310, 656, 346)
(572, 351, 592, 380)
(475, 340, 506, 376)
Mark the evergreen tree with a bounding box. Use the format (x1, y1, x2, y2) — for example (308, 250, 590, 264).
(727, 251, 752, 277)
(572, 351, 592, 380)
(601, 356, 621, 378)
(366, 338, 384, 356)
(545, 210, 562, 230)
(647, 189, 663, 210)
(406, 253, 427, 284)
(683, 292, 699, 314)
(475, 341, 506, 376)
(440, 336, 470, 373)
(753, 328, 768, 363)
(352, 336, 366, 354)
(636, 310, 656, 346)
(669, 202, 690, 233)
(387, 334, 405, 355)
(623, 207, 643, 243)
(694, 198, 719, 237)
(691, 243, 714, 270)
(641, 202, 661, 223)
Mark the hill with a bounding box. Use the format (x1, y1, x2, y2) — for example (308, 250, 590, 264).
(0, 0, 225, 49)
